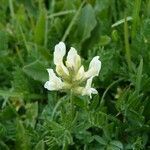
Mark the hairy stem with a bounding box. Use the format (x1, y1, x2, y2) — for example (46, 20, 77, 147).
(70, 90, 75, 118)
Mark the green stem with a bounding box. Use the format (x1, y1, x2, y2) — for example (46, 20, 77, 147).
(131, 0, 141, 39)
(15, 46, 24, 65)
(124, 16, 132, 72)
(63, 141, 68, 150)
(51, 98, 66, 119)
(49, 0, 55, 13)
(9, 0, 15, 19)
(44, 11, 48, 48)
(70, 90, 74, 118)
(100, 78, 124, 107)
(48, 10, 76, 19)
(19, 25, 30, 53)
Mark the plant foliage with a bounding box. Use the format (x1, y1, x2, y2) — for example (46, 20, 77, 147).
(0, 0, 150, 149)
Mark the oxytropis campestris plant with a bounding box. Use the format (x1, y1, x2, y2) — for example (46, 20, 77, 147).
(44, 42, 101, 98)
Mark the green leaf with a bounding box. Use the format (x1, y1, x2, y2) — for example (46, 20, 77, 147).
(16, 120, 30, 150)
(34, 9, 47, 45)
(93, 135, 107, 145)
(35, 140, 45, 150)
(0, 140, 9, 150)
(0, 123, 7, 138)
(106, 145, 120, 150)
(135, 58, 143, 93)
(77, 4, 97, 43)
(25, 102, 38, 128)
(0, 31, 8, 50)
(0, 105, 17, 120)
(23, 61, 48, 82)
(110, 140, 123, 149)
(99, 35, 111, 46)
(37, 45, 52, 62)
(73, 95, 86, 109)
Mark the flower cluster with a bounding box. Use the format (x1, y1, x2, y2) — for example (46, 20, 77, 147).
(44, 42, 101, 98)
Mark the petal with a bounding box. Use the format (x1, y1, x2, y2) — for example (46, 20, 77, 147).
(56, 64, 69, 78)
(85, 76, 93, 89)
(66, 47, 77, 67)
(54, 42, 66, 65)
(44, 81, 56, 91)
(85, 56, 101, 79)
(75, 65, 85, 81)
(89, 88, 98, 99)
(81, 77, 98, 98)
(46, 69, 63, 90)
(90, 88, 98, 94)
(47, 69, 57, 80)
(89, 56, 101, 71)
(66, 47, 81, 70)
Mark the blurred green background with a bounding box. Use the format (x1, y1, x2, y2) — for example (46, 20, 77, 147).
(0, 0, 150, 149)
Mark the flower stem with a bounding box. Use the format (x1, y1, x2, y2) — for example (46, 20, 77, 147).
(70, 90, 74, 118)
(124, 16, 132, 72)
(100, 78, 124, 107)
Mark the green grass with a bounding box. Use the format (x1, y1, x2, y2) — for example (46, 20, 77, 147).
(0, 0, 150, 149)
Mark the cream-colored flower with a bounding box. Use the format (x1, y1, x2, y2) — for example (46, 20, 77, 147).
(44, 42, 101, 98)
(44, 69, 63, 91)
(81, 77, 98, 99)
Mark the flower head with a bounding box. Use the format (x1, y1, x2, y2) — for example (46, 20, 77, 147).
(44, 42, 101, 98)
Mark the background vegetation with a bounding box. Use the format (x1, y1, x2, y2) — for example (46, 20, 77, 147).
(0, 0, 150, 149)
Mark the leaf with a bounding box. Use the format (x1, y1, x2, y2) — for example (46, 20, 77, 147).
(35, 140, 45, 150)
(34, 9, 47, 45)
(23, 61, 48, 82)
(25, 102, 38, 128)
(0, 141, 9, 150)
(0, 105, 17, 120)
(16, 120, 30, 150)
(0, 123, 7, 138)
(77, 4, 97, 43)
(37, 45, 52, 62)
(110, 140, 123, 149)
(99, 35, 111, 46)
(0, 31, 8, 50)
(94, 0, 110, 13)
(135, 58, 143, 93)
(93, 135, 107, 145)
(106, 145, 121, 150)
(73, 95, 86, 109)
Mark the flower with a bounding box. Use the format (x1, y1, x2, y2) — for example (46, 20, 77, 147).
(44, 42, 101, 98)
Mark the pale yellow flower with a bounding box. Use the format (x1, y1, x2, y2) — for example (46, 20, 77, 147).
(44, 42, 101, 98)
